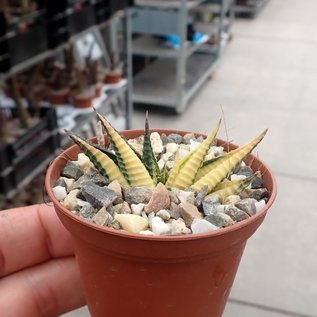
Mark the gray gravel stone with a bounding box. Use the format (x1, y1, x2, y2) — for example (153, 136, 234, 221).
(81, 183, 117, 209)
(235, 198, 257, 216)
(55, 178, 67, 188)
(167, 133, 183, 144)
(123, 187, 152, 204)
(195, 185, 208, 208)
(169, 202, 182, 219)
(179, 202, 202, 227)
(77, 205, 96, 220)
(183, 133, 195, 144)
(61, 161, 84, 180)
(204, 194, 220, 204)
(202, 201, 219, 216)
(108, 201, 131, 214)
(240, 188, 269, 201)
(225, 206, 250, 222)
(191, 219, 219, 234)
(205, 212, 235, 227)
(251, 175, 263, 189)
(169, 190, 180, 204)
(236, 165, 253, 177)
(71, 172, 109, 190)
(92, 207, 113, 226)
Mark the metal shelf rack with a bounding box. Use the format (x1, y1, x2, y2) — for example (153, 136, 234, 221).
(131, 0, 235, 113)
(235, 0, 270, 18)
(0, 9, 134, 199)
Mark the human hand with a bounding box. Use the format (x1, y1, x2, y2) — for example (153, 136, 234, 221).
(0, 204, 85, 317)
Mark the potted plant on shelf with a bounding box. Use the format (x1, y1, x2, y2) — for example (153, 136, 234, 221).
(72, 68, 96, 109)
(45, 112, 277, 317)
(103, 53, 123, 84)
(47, 61, 71, 106)
(84, 56, 103, 98)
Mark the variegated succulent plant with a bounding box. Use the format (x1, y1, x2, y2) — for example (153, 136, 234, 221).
(67, 111, 267, 202)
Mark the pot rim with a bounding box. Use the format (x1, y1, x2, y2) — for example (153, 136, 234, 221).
(45, 129, 277, 242)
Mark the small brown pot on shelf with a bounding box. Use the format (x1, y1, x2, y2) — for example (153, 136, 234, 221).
(30, 85, 47, 102)
(48, 88, 70, 105)
(103, 68, 123, 84)
(45, 129, 277, 317)
(93, 82, 103, 98)
(73, 88, 95, 109)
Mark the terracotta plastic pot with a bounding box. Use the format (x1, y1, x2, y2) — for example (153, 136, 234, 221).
(94, 83, 103, 98)
(48, 89, 70, 105)
(73, 93, 94, 109)
(45, 129, 277, 317)
(103, 70, 122, 84)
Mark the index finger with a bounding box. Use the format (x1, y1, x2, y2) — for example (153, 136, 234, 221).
(0, 204, 74, 277)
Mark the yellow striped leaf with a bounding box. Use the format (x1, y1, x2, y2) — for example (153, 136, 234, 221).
(96, 112, 155, 189)
(67, 133, 129, 187)
(173, 119, 221, 189)
(191, 129, 267, 193)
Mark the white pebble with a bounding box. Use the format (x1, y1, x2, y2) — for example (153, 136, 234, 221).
(151, 216, 171, 235)
(230, 174, 247, 181)
(139, 230, 155, 236)
(216, 204, 229, 213)
(178, 148, 189, 159)
(52, 185, 67, 201)
(223, 195, 241, 205)
(191, 219, 219, 234)
(77, 199, 91, 208)
(62, 189, 80, 210)
(165, 143, 178, 154)
(75, 153, 94, 172)
(156, 209, 171, 221)
(189, 139, 201, 152)
(170, 219, 191, 235)
(166, 161, 174, 169)
(131, 203, 145, 216)
(61, 177, 75, 192)
(147, 212, 155, 225)
(127, 139, 143, 154)
(115, 214, 149, 234)
(205, 152, 215, 161)
(161, 152, 173, 162)
(255, 199, 266, 212)
(150, 132, 164, 154)
(177, 190, 195, 204)
(208, 146, 224, 157)
(157, 159, 165, 170)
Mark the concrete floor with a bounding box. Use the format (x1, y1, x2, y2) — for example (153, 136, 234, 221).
(63, 0, 317, 316)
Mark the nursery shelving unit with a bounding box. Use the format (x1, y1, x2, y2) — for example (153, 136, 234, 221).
(131, 0, 234, 113)
(0, 11, 133, 130)
(0, 3, 133, 199)
(235, 0, 270, 18)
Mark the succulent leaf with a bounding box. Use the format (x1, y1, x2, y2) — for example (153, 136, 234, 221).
(96, 112, 155, 189)
(142, 112, 161, 184)
(191, 129, 267, 193)
(67, 132, 129, 187)
(85, 140, 118, 165)
(209, 174, 257, 203)
(172, 119, 221, 189)
(165, 149, 195, 188)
